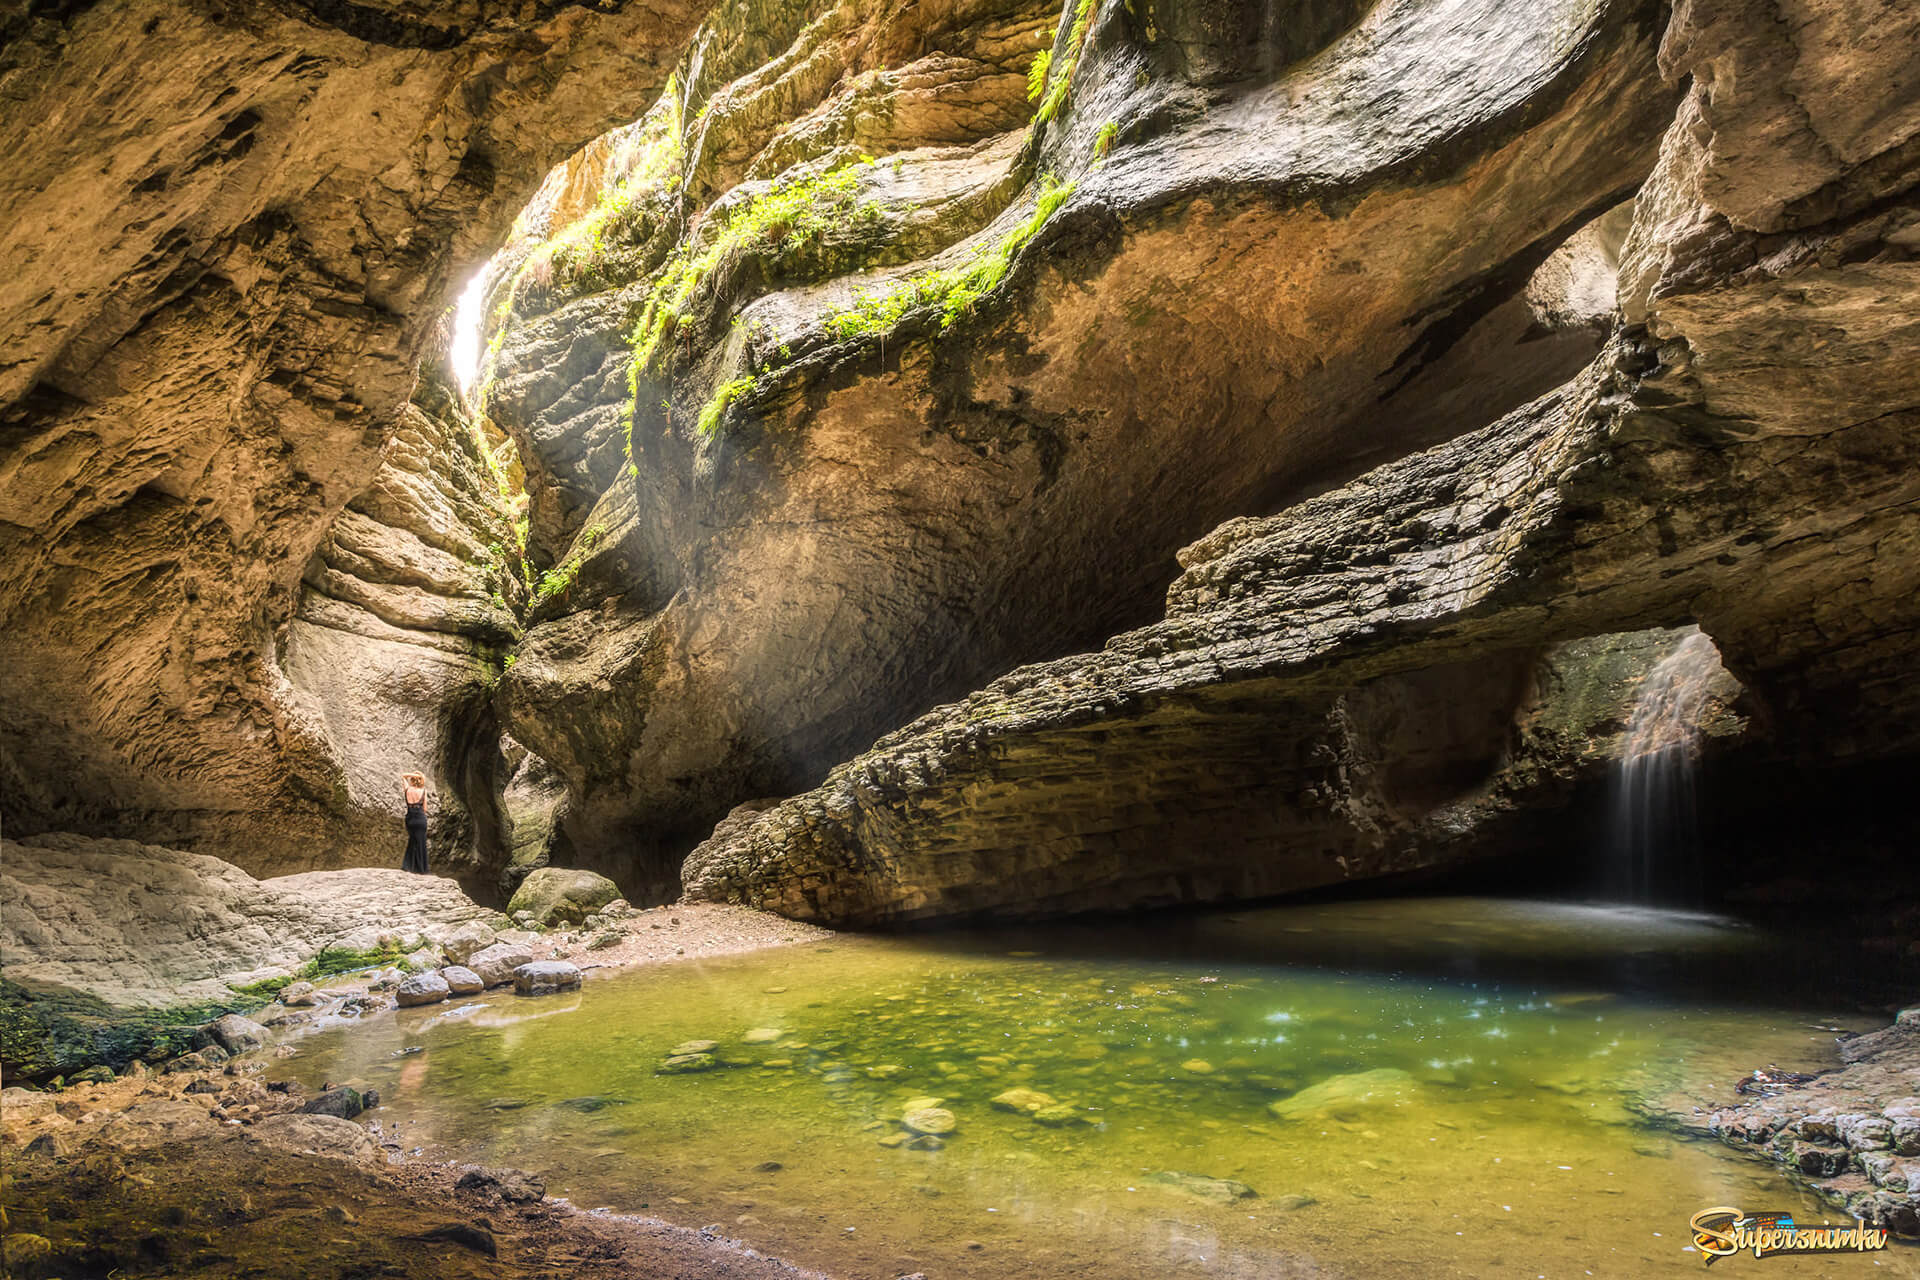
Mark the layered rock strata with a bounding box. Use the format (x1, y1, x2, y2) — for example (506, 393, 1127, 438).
(681, 0, 1920, 922)
(480, 0, 1678, 886)
(0, 0, 704, 869)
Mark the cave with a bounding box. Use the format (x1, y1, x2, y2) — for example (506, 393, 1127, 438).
(3, 0, 1920, 1274)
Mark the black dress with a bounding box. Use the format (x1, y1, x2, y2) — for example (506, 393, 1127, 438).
(402, 793, 430, 874)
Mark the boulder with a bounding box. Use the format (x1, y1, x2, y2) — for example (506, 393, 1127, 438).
(206, 1014, 269, 1056)
(466, 944, 536, 989)
(302, 1086, 368, 1120)
(396, 972, 452, 1008)
(434, 922, 498, 966)
(512, 961, 582, 996)
(440, 966, 485, 996)
(506, 868, 621, 928)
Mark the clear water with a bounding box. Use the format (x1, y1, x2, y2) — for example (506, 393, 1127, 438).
(269, 898, 1920, 1278)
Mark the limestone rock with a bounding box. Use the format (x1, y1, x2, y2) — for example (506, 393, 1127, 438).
(396, 973, 452, 1008)
(506, 867, 621, 928)
(205, 1015, 270, 1056)
(440, 966, 486, 996)
(433, 923, 498, 967)
(465, 944, 537, 990)
(512, 961, 582, 996)
(0, 0, 710, 872)
(482, 0, 1675, 891)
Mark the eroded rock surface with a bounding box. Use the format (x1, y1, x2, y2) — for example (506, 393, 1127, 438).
(681, 0, 1920, 924)
(0, 832, 504, 1076)
(475, 0, 1676, 889)
(0, 0, 706, 871)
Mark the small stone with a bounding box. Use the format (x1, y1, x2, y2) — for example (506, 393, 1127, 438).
(281, 981, 323, 1007)
(754, 1160, 783, 1172)
(991, 1088, 1056, 1114)
(902, 1107, 957, 1136)
(1181, 1059, 1215, 1074)
(877, 1132, 909, 1148)
(658, 1053, 718, 1074)
(742, 1028, 783, 1044)
(456, 1166, 545, 1203)
(671, 1040, 720, 1056)
(396, 972, 452, 1007)
(69, 1064, 115, 1084)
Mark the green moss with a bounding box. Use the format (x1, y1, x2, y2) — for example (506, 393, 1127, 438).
(1035, 0, 1100, 127)
(1, 979, 236, 1081)
(225, 974, 294, 1000)
(299, 943, 410, 981)
(626, 161, 874, 377)
(698, 376, 756, 438)
(825, 173, 1076, 341)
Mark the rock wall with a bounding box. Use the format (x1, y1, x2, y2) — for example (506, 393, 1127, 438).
(0, 0, 706, 870)
(680, 0, 1920, 922)
(475, 0, 1678, 891)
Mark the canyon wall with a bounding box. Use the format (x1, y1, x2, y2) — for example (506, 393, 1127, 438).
(682, 0, 1920, 923)
(0, 0, 704, 875)
(474, 0, 1678, 894)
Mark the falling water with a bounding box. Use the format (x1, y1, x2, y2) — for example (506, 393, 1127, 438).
(1610, 629, 1724, 902)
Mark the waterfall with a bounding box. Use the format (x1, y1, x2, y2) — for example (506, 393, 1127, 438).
(1610, 630, 1723, 903)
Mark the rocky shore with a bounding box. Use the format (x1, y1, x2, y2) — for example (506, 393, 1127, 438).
(1, 833, 830, 1082)
(0, 1067, 829, 1280)
(1638, 1009, 1920, 1237)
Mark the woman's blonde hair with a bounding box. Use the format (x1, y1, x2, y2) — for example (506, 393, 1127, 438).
(404, 772, 427, 787)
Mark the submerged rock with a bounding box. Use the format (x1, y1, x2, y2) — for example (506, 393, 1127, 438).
(1268, 1069, 1418, 1121)
(658, 1053, 719, 1075)
(1148, 1171, 1258, 1203)
(512, 961, 582, 996)
(991, 1088, 1056, 1114)
(902, 1107, 957, 1136)
(456, 1166, 546, 1203)
(670, 1040, 720, 1056)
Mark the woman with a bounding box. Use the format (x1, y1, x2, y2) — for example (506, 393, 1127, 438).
(400, 771, 430, 874)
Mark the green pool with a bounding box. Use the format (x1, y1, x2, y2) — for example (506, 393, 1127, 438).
(269, 898, 1919, 1278)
